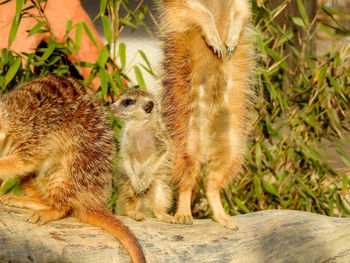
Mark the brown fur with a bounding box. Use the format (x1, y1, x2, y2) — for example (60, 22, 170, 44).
(159, 0, 254, 229)
(111, 90, 175, 223)
(0, 76, 146, 263)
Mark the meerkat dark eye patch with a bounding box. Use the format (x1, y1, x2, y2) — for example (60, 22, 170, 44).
(121, 98, 135, 107)
(143, 101, 154, 114)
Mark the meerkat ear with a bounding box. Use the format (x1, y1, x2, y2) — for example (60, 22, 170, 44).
(143, 101, 154, 114)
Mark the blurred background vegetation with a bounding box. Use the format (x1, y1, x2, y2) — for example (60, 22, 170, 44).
(0, 0, 349, 218)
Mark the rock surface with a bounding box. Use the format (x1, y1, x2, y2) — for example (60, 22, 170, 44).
(1, 205, 350, 263)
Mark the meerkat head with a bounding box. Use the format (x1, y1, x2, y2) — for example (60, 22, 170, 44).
(110, 89, 157, 121)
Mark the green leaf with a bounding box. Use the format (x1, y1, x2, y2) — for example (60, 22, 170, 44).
(75, 22, 83, 51)
(99, 67, 108, 100)
(28, 21, 46, 37)
(82, 22, 100, 49)
(14, 0, 24, 21)
(102, 16, 112, 44)
(119, 42, 126, 69)
(119, 18, 137, 29)
(232, 196, 250, 213)
(107, 72, 119, 96)
(8, 19, 20, 47)
(289, 16, 305, 28)
(9, 0, 25, 46)
(262, 180, 279, 198)
(253, 176, 263, 199)
(100, 0, 107, 14)
(0, 177, 21, 195)
(114, 71, 127, 91)
(66, 20, 73, 34)
(322, 6, 350, 19)
(138, 50, 155, 76)
(5, 57, 21, 86)
(40, 42, 56, 62)
(296, 0, 309, 25)
(255, 143, 262, 171)
(134, 65, 146, 90)
(96, 45, 110, 68)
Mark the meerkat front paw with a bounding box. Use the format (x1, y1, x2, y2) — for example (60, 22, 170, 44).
(213, 214, 239, 230)
(127, 210, 146, 221)
(175, 214, 193, 225)
(154, 211, 177, 224)
(131, 180, 149, 196)
(204, 33, 224, 58)
(225, 35, 239, 56)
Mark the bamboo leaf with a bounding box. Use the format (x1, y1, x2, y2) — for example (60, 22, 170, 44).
(102, 16, 112, 44)
(28, 21, 45, 37)
(134, 65, 146, 90)
(296, 0, 309, 26)
(262, 180, 279, 198)
(75, 22, 83, 51)
(66, 20, 73, 34)
(5, 57, 21, 86)
(0, 177, 21, 195)
(232, 196, 250, 213)
(119, 42, 126, 70)
(99, 67, 108, 100)
(96, 45, 110, 68)
(82, 22, 100, 49)
(289, 16, 305, 28)
(100, 0, 107, 15)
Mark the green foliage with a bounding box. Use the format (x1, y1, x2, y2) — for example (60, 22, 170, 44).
(216, 0, 350, 218)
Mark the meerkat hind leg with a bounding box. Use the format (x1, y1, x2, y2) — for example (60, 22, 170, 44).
(204, 162, 240, 230)
(124, 197, 146, 221)
(153, 210, 177, 224)
(0, 195, 49, 210)
(205, 186, 239, 230)
(175, 187, 193, 224)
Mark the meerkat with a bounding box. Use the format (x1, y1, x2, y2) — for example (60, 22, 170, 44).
(0, 75, 146, 263)
(159, 0, 254, 229)
(110, 89, 175, 223)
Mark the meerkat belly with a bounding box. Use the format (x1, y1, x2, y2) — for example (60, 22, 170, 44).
(129, 128, 155, 165)
(188, 59, 230, 159)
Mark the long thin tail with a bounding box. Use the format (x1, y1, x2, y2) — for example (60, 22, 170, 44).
(79, 209, 146, 263)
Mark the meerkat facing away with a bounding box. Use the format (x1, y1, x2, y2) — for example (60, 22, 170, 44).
(0, 76, 146, 263)
(159, 0, 254, 229)
(110, 89, 175, 223)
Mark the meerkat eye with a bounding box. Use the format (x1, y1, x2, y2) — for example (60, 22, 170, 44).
(122, 98, 135, 107)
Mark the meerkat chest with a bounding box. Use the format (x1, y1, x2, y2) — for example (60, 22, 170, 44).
(124, 124, 155, 164)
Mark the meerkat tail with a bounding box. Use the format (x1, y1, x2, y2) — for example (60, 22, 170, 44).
(80, 209, 146, 263)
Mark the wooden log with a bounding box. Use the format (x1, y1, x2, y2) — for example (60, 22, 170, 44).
(0, 204, 350, 263)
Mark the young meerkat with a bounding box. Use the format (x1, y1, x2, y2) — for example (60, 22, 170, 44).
(0, 76, 146, 263)
(110, 89, 175, 223)
(159, 0, 254, 229)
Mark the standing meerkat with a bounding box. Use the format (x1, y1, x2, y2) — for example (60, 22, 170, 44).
(159, 0, 254, 229)
(0, 76, 146, 263)
(110, 89, 175, 223)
